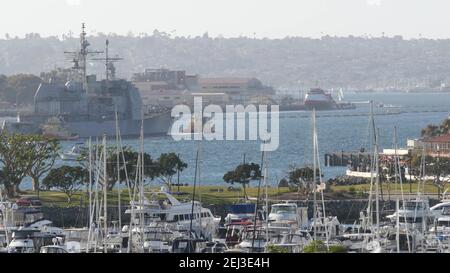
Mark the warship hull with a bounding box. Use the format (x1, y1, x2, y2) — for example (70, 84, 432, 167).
(1, 112, 173, 139)
(65, 113, 173, 138)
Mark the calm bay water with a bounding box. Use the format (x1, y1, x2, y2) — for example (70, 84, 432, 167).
(19, 92, 450, 188)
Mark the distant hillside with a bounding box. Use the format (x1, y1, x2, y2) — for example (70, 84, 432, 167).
(2, 33, 450, 89)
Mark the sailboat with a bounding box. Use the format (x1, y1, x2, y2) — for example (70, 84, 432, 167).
(308, 108, 342, 247)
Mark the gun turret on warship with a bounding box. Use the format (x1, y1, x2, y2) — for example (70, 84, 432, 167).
(1, 24, 172, 138)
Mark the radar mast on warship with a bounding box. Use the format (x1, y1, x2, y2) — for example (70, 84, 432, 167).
(1, 24, 172, 138)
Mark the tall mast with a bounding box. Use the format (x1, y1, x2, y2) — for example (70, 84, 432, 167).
(312, 107, 317, 241)
(115, 110, 122, 230)
(139, 114, 145, 250)
(264, 154, 269, 243)
(93, 137, 100, 252)
(252, 143, 265, 252)
(189, 147, 200, 252)
(394, 126, 411, 252)
(396, 198, 400, 253)
(370, 101, 380, 239)
(314, 113, 329, 249)
(102, 134, 108, 253)
(64, 23, 102, 91)
(197, 141, 203, 237)
(86, 137, 92, 252)
(80, 23, 88, 88)
(105, 40, 109, 83)
(92, 39, 123, 84)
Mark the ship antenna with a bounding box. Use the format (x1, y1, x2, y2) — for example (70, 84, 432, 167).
(92, 39, 123, 84)
(64, 23, 103, 91)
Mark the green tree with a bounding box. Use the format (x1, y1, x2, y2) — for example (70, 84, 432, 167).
(79, 145, 157, 191)
(286, 166, 321, 194)
(411, 154, 450, 199)
(6, 74, 41, 105)
(106, 147, 156, 190)
(42, 166, 87, 203)
(223, 163, 261, 199)
(421, 118, 450, 137)
(39, 68, 71, 84)
(26, 136, 60, 193)
(0, 134, 37, 197)
(154, 153, 187, 191)
(421, 124, 440, 138)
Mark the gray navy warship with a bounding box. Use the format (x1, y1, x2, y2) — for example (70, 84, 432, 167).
(1, 24, 172, 138)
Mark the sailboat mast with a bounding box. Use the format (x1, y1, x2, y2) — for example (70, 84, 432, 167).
(189, 148, 200, 251)
(198, 142, 203, 236)
(312, 108, 317, 241)
(86, 137, 92, 252)
(264, 155, 269, 242)
(139, 116, 145, 249)
(0, 187, 10, 246)
(115, 111, 122, 230)
(394, 126, 411, 252)
(102, 134, 108, 253)
(396, 198, 400, 253)
(370, 101, 380, 239)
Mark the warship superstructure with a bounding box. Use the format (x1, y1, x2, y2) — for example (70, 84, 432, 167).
(1, 24, 172, 138)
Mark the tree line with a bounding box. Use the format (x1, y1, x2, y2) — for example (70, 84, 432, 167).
(0, 133, 187, 201)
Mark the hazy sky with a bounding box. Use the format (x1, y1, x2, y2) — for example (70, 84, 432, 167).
(2, 0, 450, 39)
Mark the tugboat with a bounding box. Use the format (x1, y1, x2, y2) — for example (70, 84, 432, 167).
(303, 88, 336, 110)
(303, 88, 356, 110)
(41, 117, 79, 141)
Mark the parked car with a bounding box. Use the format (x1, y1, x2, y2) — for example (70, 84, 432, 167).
(15, 196, 42, 207)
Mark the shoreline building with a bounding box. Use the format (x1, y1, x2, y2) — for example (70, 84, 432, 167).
(197, 77, 275, 105)
(420, 133, 450, 158)
(132, 68, 195, 110)
(407, 133, 450, 158)
(133, 69, 274, 108)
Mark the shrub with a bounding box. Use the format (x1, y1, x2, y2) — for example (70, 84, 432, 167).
(348, 186, 356, 194)
(328, 245, 347, 253)
(266, 244, 289, 253)
(303, 240, 327, 253)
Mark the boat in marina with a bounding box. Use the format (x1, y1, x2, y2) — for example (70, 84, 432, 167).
(429, 207, 450, 234)
(430, 193, 450, 219)
(224, 203, 256, 225)
(386, 199, 431, 231)
(268, 202, 308, 228)
(124, 189, 221, 241)
(59, 143, 86, 161)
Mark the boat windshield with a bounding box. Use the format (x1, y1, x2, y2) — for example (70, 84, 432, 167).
(437, 219, 450, 227)
(271, 205, 296, 214)
(403, 202, 424, 210)
(442, 207, 450, 215)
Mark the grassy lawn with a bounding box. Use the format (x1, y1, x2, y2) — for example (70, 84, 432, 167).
(23, 185, 293, 208)
(331, 181, 444, 194)
(24, 181, 444, 208)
